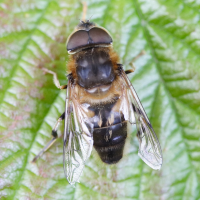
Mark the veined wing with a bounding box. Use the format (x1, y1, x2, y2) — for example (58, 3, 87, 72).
(63, 80, 93, 186)
(120, 69, 163, 170)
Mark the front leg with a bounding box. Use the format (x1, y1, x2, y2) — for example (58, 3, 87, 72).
(41, 67, 68, 89)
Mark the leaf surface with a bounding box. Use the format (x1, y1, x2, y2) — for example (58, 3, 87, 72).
(0, 0, 200, 199)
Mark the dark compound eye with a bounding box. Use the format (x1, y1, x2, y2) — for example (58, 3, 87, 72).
(89, 28, 112, 44)
(67, 27, 112, 52)
(67, 30, 89, 51)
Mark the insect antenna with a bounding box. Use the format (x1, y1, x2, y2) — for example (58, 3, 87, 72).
(88, 14, 94, 22)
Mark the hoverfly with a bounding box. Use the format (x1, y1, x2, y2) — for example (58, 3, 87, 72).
(32, 20, 163, 186)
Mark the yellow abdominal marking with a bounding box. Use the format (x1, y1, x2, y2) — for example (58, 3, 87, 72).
(98, 112, 103, 127)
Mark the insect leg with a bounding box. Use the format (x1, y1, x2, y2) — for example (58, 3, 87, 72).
(131, 50, 145, 63)
(41, 67, 67, 89)
(32, 112, 65, 162)
(125, 50, 146, 74)
(125, 69, 135, 74)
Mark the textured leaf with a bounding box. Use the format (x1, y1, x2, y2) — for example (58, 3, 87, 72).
(0, 0, 200, 199)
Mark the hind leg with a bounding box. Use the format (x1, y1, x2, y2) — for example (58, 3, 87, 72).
(32, 112, 65, 162)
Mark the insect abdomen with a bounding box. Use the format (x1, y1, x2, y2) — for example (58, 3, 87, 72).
(93, 122, 127, 164)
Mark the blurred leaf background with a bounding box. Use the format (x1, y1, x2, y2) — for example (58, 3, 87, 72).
(0, 0, 200, 199)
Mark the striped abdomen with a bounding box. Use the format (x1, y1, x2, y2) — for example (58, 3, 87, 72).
(89, 101, 127, 164)
(93, 122, 127, 164)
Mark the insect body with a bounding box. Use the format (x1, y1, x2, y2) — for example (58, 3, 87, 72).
(32, 20, 163, 186)
(67, 41, 127, 165)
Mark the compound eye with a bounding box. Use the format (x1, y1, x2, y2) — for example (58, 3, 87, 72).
(67, 30, 88, 51)
(89, 27, 112, 44)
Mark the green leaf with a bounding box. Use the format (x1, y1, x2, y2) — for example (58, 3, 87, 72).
(0, 0, 200, 199)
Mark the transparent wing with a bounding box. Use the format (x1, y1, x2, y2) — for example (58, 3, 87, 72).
(120, 69, 163, 170)
(63, 80, 93, 186)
